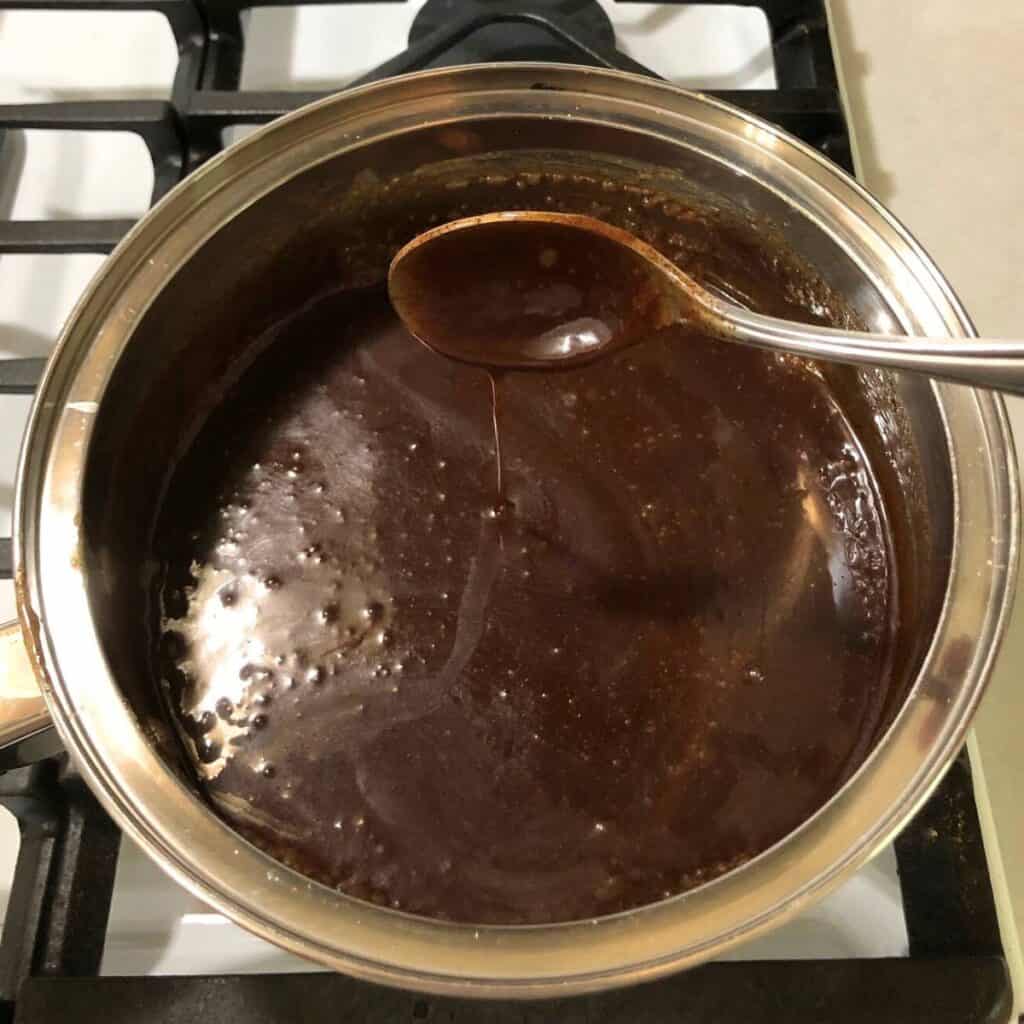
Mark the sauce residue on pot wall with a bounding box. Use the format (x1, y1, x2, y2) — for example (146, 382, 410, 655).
(153, 264, 897, 923)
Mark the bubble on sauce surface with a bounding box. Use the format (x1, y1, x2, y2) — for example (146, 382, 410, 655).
(159, 399, 399, 781)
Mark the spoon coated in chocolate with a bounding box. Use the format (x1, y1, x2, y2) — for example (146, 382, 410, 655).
(387, 212, 693, 370)
(388, 211, 1024, 392)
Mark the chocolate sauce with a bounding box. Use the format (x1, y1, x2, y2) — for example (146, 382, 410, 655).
(155, 273, 897, 924)
(487, 370, 505, 502)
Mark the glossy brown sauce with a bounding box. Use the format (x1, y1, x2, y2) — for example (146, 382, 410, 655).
(155, 268, 897, 924)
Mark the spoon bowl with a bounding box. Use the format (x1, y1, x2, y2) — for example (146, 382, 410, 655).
(387, 212, 714, 370)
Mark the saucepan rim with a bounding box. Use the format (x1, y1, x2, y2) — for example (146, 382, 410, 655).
(13, 63, 1019, 997)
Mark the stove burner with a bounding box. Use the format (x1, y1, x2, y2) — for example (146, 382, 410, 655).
(409, 0, 616, 63)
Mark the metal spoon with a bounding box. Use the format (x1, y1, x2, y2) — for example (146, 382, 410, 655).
(388, 211, 1024, 393)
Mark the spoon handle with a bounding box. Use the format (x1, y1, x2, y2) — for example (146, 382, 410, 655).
(719, 304, 1024, 395)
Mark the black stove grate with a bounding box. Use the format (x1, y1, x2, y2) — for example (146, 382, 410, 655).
(0, 2, 1013, 1021)
(0, 754, 1009, 1023)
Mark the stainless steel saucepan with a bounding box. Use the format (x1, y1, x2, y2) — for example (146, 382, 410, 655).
(0, 64, 1016, 997)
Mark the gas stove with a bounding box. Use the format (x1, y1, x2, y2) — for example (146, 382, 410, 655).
(0, 2, 1015, 1021)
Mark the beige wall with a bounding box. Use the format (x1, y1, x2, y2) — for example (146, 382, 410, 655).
(828, 1, 1024, 1012)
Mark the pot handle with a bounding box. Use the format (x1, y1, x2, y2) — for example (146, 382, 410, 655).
(0, 358, 56, 766)
(0, 357, 45, 582)
(0, 621, 57, 767)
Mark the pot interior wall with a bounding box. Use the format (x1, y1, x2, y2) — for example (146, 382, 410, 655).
(81, 118, 953, 799)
